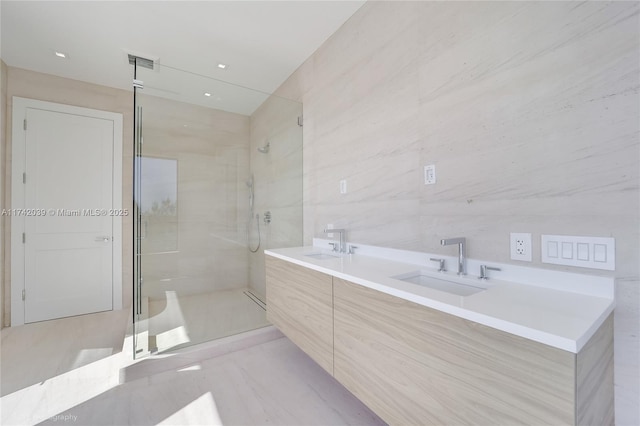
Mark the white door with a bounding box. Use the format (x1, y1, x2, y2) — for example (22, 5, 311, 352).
(11, 98, 123, 326)
(22, 108, 114, 323)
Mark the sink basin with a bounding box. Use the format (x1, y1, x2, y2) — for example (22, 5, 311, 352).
(304, 253, 341, 260)
(391, 270, 487, 296)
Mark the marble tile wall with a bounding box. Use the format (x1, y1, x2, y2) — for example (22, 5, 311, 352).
(138, 94, 251, 300)
(274, 2, 639, 424)
(0, 59, 7, 328)
(248, 95, 303, 299)
(2, 67, 134, 326)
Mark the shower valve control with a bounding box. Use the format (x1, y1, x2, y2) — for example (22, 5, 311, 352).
(263, 211, 271, 225)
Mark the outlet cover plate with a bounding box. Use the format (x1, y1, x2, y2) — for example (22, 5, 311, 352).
(510, 232, 532, 262)
(424, 165, 436, 185)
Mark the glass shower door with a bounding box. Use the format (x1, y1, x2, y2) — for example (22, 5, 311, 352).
(132, 62, 301, 357)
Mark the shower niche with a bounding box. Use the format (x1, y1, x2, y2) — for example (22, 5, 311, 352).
(132, 62, 302, 356)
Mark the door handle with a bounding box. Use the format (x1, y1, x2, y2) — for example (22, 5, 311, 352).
(95, 236, 111, 242)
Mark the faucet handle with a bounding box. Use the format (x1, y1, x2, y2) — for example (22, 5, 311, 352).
(479, 265, 501, 280)
(430, 257, 446, 272)
(328, 242, 339, 252)
(348, 245, 358, 254)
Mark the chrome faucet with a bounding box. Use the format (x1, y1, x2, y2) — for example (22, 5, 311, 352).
(430, 257, 446, 272)
(479, 264, 501, 280)
(324, 228, 346, 253)
(441, 237, 466, 275)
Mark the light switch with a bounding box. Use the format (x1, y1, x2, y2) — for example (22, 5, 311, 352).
(594, 244, 607, 262)
(541, 235, 615, 271)
(577, 243, 589, 261)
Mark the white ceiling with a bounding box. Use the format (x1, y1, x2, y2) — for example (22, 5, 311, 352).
(0, 1, 365, 114)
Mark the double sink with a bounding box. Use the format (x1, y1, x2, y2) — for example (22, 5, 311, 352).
(304, 252, 488, 297)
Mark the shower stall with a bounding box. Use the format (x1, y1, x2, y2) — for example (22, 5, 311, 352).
(131, 60, 302, 356)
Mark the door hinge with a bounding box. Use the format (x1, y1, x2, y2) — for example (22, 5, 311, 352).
(23, 119, 27, 131)
(297, 115, 303, 127)
(22, 289, 25, 301)
(22, 232, 25, 243)
(133, 79, 144, 89)
(23, 172, 26, 184)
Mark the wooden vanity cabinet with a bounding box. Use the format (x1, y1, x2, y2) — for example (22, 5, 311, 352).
(265, 257, 334, 374)
(332, 277, 614, 426)
(265, 256, 614, 426)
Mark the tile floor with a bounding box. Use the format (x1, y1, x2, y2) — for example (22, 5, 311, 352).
(0, 309, 385, 426)
(147, 288, 269, 354)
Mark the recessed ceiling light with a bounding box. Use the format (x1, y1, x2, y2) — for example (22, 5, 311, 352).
(217, 63, 227, 69)
(55, 51, 67, 58)
(204, 92, 212, 97)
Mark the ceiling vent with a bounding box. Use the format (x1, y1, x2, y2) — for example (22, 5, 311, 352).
(128, 54, 155, 70)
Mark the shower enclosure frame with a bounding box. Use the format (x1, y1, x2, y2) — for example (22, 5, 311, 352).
(131, 59, 303, 358)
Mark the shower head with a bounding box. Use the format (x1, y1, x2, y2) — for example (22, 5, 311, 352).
(257, 141, 270, 154)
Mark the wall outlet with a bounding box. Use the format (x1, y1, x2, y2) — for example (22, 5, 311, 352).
(510, 232, 532, 262)
(424, 165, 436, 185)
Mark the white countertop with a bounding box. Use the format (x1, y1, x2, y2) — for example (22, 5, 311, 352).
(265, 242, 615, 353)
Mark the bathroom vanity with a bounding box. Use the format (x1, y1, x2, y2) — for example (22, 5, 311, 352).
(265, 243, 614, 426)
